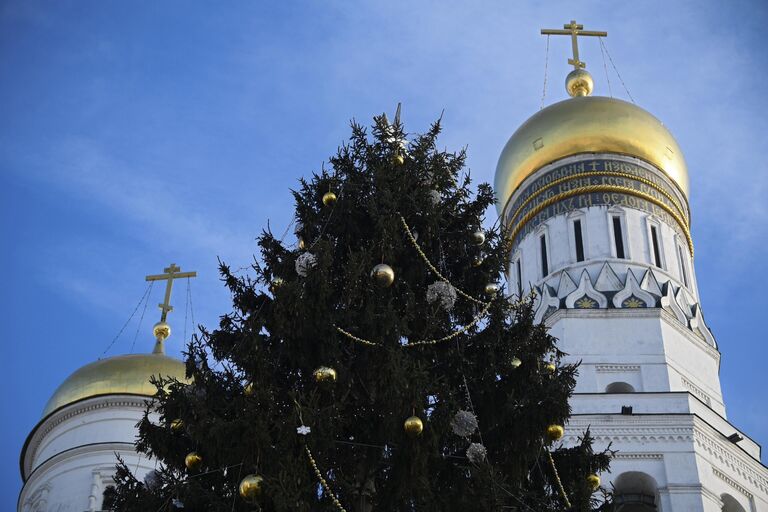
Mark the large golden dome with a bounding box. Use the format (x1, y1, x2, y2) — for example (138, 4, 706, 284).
(495, 96, 689, 215)
(42, 353, 188, 417)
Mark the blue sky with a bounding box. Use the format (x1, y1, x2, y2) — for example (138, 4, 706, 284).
(2, 0, 766, 505)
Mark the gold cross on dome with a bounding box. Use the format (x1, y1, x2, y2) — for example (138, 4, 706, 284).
(541, 20, 607, 70)
(145, 263, 197, 323)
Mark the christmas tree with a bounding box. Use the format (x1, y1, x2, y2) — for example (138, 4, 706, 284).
(105, 111, 611, 512)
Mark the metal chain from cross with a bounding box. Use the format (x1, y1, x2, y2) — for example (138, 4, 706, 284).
(541, 20, 607, 70)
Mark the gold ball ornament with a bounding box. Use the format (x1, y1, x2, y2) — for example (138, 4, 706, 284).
(313, 366, 337, 384)
(170, 418, 184, 432)
(269, 277, 284, 293)
(546, 424, 565, 442)
(393, 152, 405, 165)
(544, 363, 557, 374)
(244, 382, 255, 397)
(510, 357, 522, 369)
(322, 191, 337, 207)
(471, 229, 486, 246)
(471, 255, 484, 267)
(484, 283, 500, 297)
(239, 474, 264, 503)
(185, 451, 203, 471)
(371, 263, 395, 288)
(586, 473, 601, 492)
(404, 415, 424, 437)
(298, 237, 306, 251)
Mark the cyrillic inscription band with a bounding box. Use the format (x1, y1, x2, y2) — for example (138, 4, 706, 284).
(503, 159, 692, 255)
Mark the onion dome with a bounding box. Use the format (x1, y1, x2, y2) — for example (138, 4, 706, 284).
(495, 85, 689, 218)
(42, 352, 187, 417)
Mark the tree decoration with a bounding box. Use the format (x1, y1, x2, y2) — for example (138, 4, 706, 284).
(170, 418, 184, 432)
(484, 282, 500, 297)
(471, 229, 486, 246)
(547, 424, 565, 441)
(404, 415, 424, 437)
(322, 191, 337, 206)
(370, 263, 395, 287)
(450, 410, 479, 437)
(429, 189, 441, 205)
(510, 357, 522, 369)
(471, 255, 484, 267)
(298, 237, 306, 250)
(466, 442, 487, 464)
(239, 474, 264, 503)
(244, 382, 255, 396)
(295, 252, 317, 277)
(586, 473, 601, 491)
(313, 366, 337, 383)
(269, 277, 284, 293)
(426, 280, 458, 311)
(393, 152, 405, 165)
(185, 451, 202, 471)
(544, 362, 557, 374)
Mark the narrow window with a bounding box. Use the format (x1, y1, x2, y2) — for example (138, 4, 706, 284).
(612, 216, 625, 259)
(516, 259, 522, 296)
(574, 219, 585, 262)
(540, 235, 549, 277)
(678, 245, 689, 287)
(650, 226, 662, 267)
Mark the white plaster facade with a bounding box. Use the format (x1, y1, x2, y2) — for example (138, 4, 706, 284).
(507, 153, 768, 511)
(18, 396, 158, 512)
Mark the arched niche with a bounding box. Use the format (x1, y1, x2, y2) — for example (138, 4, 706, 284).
(612, 471, 658, 511)
(606, 382, 636, 394)
(721, 493, 747, 512)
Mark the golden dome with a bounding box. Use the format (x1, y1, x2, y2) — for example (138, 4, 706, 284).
(42, 353, 188, 417)
(495, 96, 689, 216)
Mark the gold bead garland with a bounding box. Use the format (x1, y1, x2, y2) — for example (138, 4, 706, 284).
(546, 450, 572, 508)
(399, 215, 489, 306)
(304, 445, 347, 512)
(334, 299, 492, 348)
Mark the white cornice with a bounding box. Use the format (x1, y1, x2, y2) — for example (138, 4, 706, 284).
(22, 395, 151, 479)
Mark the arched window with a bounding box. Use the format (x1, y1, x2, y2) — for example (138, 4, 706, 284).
(605, 382, 635, 394)
(721, 494, 747, 512)
(612, 471, 658, 512)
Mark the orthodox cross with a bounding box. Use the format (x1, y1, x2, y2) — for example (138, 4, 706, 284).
(541, 20, 607, 70)
(145, 263, 197, 323)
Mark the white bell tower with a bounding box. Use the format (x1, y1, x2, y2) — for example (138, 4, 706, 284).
(495, 22, 768, 512)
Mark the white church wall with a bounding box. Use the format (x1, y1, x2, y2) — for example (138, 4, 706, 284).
(659, 319, 725, 414)
(31, 405, 146, 471)
(20, 447, 154, 512)
(19, 395, 159, 512)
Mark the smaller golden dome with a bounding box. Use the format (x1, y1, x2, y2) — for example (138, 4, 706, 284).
(42, 353, 188, 417)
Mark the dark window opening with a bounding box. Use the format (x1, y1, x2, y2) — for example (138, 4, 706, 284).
(612, 216, 625, 259)
(650, 225, 662, 267)
(516, 259, 522, 296)
(574, 219, 585, 262)
(540, 235, 549, 277)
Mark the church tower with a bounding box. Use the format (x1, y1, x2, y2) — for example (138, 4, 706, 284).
(495, 22, 768, 512)
(18, 265, 193, 512)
